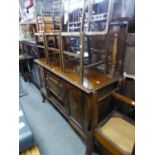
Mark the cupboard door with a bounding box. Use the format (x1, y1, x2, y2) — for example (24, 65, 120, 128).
(69, 88, 85, 128)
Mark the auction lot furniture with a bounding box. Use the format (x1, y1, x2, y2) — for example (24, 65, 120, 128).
(35, 58, 120, 140)
(86, 91, 135, 155)
(24, 0, 135, 143)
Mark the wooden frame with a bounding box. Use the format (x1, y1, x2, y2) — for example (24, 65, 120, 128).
(86, 91, 135, 155)
(33, 0, 129, 85)
(60, 0, 114, 84)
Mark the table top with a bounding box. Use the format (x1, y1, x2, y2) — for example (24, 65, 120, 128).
(35, 59, 120, 93)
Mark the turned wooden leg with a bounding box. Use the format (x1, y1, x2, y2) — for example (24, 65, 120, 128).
(86, 131, 94, 155)
(41, 93, 45, 103)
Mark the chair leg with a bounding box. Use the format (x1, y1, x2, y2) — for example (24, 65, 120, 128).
(86, 131, 94, 155)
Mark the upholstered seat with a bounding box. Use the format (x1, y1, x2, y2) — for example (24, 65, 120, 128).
(97, 113, 135, 155)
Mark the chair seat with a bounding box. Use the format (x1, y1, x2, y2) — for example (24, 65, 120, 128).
(98, 113, 135, 154)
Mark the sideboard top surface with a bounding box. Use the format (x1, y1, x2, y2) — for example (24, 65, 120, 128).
(35, 59, 120, 93)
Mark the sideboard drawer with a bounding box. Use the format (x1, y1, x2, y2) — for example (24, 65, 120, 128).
(47, 75, 63, 100)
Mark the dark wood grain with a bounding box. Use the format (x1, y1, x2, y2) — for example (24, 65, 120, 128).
(35, 59, 120, 93)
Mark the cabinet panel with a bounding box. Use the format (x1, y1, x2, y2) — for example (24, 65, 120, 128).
(68, 87, 85, 128)
(48, 92, 65, 114)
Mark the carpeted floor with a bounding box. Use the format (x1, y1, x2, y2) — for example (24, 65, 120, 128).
(20, 79, 98, 155)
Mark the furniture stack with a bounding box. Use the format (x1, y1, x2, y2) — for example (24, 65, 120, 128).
(22, 0, 135, 150)
(34, 0, 129, 83)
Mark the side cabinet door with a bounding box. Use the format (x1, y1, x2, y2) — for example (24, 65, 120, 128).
(68, 88, 85, 129)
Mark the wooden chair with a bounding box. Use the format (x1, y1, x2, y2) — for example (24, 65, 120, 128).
(86, 91, 135, 155)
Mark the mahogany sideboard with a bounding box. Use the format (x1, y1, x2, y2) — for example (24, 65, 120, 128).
(34, 59, 121, 141)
